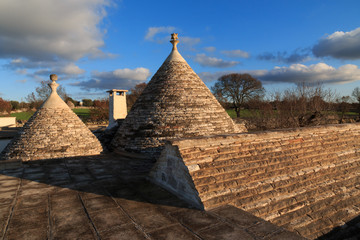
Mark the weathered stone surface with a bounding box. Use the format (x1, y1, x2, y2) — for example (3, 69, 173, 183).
(150, 123, 360, 239)
(0, 154, 302, 239)
(0, 75, 103, 163)
(111, 35, 241, 157)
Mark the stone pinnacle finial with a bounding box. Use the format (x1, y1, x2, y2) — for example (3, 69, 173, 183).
(50, 74, 58, 82)
(49, 74, 59, 93)
(170, 33, 179, 50)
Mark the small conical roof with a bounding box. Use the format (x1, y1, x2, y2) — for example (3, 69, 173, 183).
(111, 34, 241, 156)
(0, 74, 103, 162)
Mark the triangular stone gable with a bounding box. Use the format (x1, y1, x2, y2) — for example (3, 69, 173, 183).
(0, 74, 103, 162)
(111, 34, 240, 156)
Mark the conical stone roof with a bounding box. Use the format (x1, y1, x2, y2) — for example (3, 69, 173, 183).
(0, 74, 103, 162)
(111, 34, 241, 156)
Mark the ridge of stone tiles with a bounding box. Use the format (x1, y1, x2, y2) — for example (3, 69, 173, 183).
(111, 34, 240, 157)
(0, 74, 103, 163)
(149, 123, 360, 239)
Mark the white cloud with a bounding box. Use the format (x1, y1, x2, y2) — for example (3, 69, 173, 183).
(193, 54, 239, 68)
(199, 63, 360, 85)
(313, 27, 360, 59)
(59, 63, 86, 75)
(0, 0, 111, 67)
(204, 46, 216, 52)
(198, 71, 232, 82)
(72, 67, 151, 90)
(145, 26, 176, 41)
(252, 63, 360, 84)
(221, 49, 250, 58)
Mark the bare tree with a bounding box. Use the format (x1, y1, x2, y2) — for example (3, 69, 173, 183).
(26, 80, 68, 109)
(211, 73, 264, 117)
(352, 87, 360, 117)
(127, 83, 147, 110)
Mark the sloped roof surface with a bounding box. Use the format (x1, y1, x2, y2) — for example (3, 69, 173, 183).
(112, 34, 239, 155)
(0, 74, 103, 162)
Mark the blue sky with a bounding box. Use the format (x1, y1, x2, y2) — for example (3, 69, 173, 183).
(1, 0, 360, 102)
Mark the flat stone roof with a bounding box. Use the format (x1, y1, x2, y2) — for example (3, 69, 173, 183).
(0, 153, 305, 239)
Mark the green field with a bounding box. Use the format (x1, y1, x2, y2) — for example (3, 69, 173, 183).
(9, 111, 35, 120)
(226, 109, 253, 118)
(72, 108, 91, 122)
(1, 108, 91, 121)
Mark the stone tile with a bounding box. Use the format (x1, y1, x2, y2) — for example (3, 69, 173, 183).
(116, 198, 157, 213)
(50, 191, 83, 211)
(210, 205, 261, 228)
(129, 207, 178, 232)
(15, 194, 47, 210)
(0, 179, 20, 188)
(0, 185, 19, 193)
(6, 227, 48, 240)
(70, 173, 95, 183)
(10, 206, 48, 232)
(79, 188, 108, 200)
(0, 191, 16, 205)
(198, 223, 255, 240)
(247, 221, 283, 238)
(23, 172, 47, 181)
(148, 223, 199, 240)
(170, 208, 219, 232)
(99, 223, 147, 240)
(265, 230, 306, 240)
(82, 196, 118, 213)
(19, 186, 54, 196)
(51, 207, 95, 239)
(0, 205, 11, 238)
(89, 207, 131, 232)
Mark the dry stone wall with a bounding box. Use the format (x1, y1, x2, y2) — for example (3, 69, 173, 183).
(150, 123, 360, 239)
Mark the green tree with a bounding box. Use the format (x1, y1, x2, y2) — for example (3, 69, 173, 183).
(211, 73, 264, 117)
(82, 99, 93, 107)
(10, 101, 20, 110)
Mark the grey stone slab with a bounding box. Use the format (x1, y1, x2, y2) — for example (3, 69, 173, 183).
(51, 207, 96, 239)
(99, 223, 147, 240)
(128, 207, 178, 232)
(9, 206, 48, 232)
(89, 207, 131, 232)
(265, 230, 306, 240)
(210, 205, 262, 228)
(148, 223, 200, 240)
(198, 223, 255, 240)
(0, 191, 16, 205)
(116, 198, 157, 214)
(247, 221, 284, 238)
(82, 196, 118, 213)
(170, 208, 220, 232)
(5, 227, 48, 240)
(15, 194, 47, 210)
(51, 193, 83, 212)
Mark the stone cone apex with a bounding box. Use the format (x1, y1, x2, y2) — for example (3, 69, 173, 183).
(0, 74, 103, 162)
(111, 34, 241, 157)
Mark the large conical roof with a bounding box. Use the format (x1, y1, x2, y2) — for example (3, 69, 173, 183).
(0, 74, 103, 162)
(111, 34, 241, 156)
